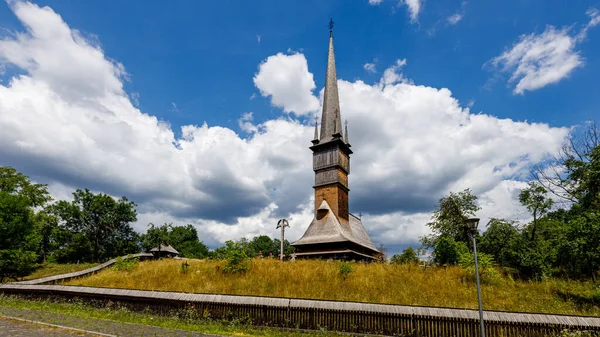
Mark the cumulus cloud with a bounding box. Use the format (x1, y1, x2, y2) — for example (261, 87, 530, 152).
(380, 58, 408, 85)
(486, 8, 599, 94)
(368, 0, 383, 5)
(253, 52, 320, 115)
(0, 1, 570, 251)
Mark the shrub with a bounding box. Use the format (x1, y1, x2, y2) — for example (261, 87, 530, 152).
(0, 249, 37, 282)
(458, 251, 499, 282)
(338, 262, 353, 280)
(112, 256, 139, 271)
(180, 261, 190, 274)
(433, 236, 469, 265)
(223, 249, 250, 274)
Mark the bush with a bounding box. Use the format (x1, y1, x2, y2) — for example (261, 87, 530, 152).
(180, 261, 190, 274)
(0, 249, 37, 282)
(433, 236, 469, 265)
(112, 256, 139, 271)
(223, 249, 250, 274)
(458, 251, 499, 282)
(338, 262, 353, 280)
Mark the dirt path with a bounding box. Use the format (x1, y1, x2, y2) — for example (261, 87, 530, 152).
(0, 306, 218, 337)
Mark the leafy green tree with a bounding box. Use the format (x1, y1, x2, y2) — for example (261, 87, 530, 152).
(211, 238, 253, 259)
(479, 218, 521, 266)
(0, 166, 51, 280)
(519, 182, 553, 240)
(249, 235, 278, 257)
(168, 224, 209, 258)
(53, 188, 138, 262)
(421, 189, 480, 248)
(0, 166, 51, 208)
(141, 223, 171, 254)
(33, 210, 59, 263)
(390, 247, 420, 264)
(559, 212, 600, 282)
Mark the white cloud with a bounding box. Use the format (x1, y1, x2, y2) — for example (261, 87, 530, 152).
(363, 62, 377, 73)
(256, 35, 261, 44)
(253, 52, 320, 115)
(401, 0, 422, 23)
(0, 1, 570, 250)
(487, 8, 599, 95)
(447, 13, 463, 25)
(380, 58, 408, 85)
(369, 0, 383, 5)
(238, 112, 258, 133)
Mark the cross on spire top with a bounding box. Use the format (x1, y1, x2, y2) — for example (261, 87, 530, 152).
(328, 18, 335, 32)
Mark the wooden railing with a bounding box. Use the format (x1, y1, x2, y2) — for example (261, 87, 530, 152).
(15, 253, 154, 285)
(1, 283, 598, 336)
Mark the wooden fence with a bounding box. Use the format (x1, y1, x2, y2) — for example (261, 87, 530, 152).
(15, 253, 154, 285)
(1, 283, 598, 336)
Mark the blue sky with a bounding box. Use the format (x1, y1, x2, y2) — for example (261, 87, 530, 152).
(0, 0, 598, 253)
(2, 0, 597, 132)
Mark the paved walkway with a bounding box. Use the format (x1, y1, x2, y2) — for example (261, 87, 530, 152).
(0, 317, 92, 336)
(0, 306, 217, 337)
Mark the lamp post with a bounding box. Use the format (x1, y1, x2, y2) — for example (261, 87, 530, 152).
(465, 217, 485, 337)
(276, 219, 289, 261)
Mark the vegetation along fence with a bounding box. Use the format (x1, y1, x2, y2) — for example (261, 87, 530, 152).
(1, 283, 598, 337)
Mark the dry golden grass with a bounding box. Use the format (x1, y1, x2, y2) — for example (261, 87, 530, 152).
(23, 263, 98, 281)
(65, 259, 600, 316)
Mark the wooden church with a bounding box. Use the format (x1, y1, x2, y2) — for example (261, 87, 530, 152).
(291, 26, 380, 261)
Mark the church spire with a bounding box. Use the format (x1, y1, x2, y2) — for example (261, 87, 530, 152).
(312, 117, 319, 145)
(320, 19, 343, 142)
(344, 120, 350, 147)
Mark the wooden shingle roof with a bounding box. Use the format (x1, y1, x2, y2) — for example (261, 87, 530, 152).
(292, 200, 378, 253)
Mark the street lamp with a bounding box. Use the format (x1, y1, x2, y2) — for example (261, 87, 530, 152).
(276, 219, 289, 261)
(465, 217, 485, 337)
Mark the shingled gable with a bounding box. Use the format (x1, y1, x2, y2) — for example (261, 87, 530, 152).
(293, 200, 379, 256)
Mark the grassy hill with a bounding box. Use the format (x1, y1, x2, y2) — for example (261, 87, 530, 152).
(64, 258, 600, 316)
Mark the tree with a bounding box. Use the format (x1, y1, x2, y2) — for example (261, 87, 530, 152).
(391, 247, 420, 264)
(421, 189, 480, 248)
(141, 223, 171, 255)
(559, 212, 600, 282)
(0, 166, 50, 281)
(0, 166, 51, 208)
(479, 218, 521, 266)
(519, 182, 553, 240)
(532, 120, 600, 207)
(33, 210, 59, 263)
(167, 224, 209, 258)
(211, 238, 253, 259)
(249, 235, 278, 257)
(53, 189, 138, 262)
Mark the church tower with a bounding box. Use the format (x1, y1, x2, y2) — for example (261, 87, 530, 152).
(311, 26, 351, 225)
(292, 21, 379, 261)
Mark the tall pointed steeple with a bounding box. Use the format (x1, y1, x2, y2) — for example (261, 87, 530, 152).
(293, 19, 379, 261)
(320, 22, 343, 142)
